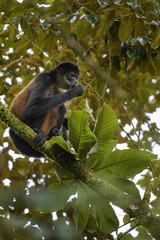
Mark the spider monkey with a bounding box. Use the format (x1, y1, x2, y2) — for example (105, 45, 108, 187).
(9, 62, 84, 158)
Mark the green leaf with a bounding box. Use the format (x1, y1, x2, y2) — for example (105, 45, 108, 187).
(135, 46, 146, 60)
(68, 13, 81, 23)
(68, 111, 96, 159)
(53, 163, 67, 183)
(73, 202, 89, 233)
(135, 226, 153, 240)
(41, 22, 49, 30)
(70, 33, 78, 41)
(127, 50, 135, 59)
(134, 21, 146, 38)
(130, 38, 139, 46)
(14, 39, 30, 56)
(118, 17, 133, 42)
(49, 136, 71, 153)
(43, 34, 57, 52)
(13, 17, 21, 24)
(0, 0, 13, 12)
(122, 234, 134, 239)
(91, 191, 119, 232)
(34, 27, 41, 34)
(126, 2, 137, 9)
(23, 11, 33, 22)
(94, 104, 118, 154)
(97, 0, 110, 8)
(38, 182, 76, 212)
(151, 35, 160, 48)
(73, 184, 90, 233)
(98, 175, 140, 199)
(86, 104, 118, 169)
(86, 141, 117, 171)
(85, 15, 98, 25)
(75, 19, 91, 40)
(74, 182, 118, 233)
(151, 198, 160, 212)
(45, 60, 53, 70)
(151, 160, 160, 178)
(100, 9, 114, 33)
(92, 204, 118, 232)
(150, 5, 158, 16)
(96, 150, 155, 177)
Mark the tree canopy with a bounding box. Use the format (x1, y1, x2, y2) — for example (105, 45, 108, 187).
(0, 0, 160, 239)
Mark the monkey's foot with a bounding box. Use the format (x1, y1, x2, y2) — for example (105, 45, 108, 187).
(32, 129, 47, 146)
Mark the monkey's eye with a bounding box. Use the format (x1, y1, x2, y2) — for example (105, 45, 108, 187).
(68, 73, 76, 80)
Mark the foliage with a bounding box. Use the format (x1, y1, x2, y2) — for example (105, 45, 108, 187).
(0, 0, 160, 239)
(37, 103, 155, 234)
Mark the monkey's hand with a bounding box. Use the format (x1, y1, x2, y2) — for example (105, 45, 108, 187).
(60, 84, 84, 102)
(51, 127, 60, 136)
(71, 84, 84, 97)
(32, 128, 48, 146)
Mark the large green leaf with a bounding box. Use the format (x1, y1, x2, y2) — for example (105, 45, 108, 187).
(73, 183, 90, 233)
(38, 182, 76, 212)
(94, 104, 118, 153)
(86, 104, 118, 169)
(96, 150, 155, 177)
(73, 201, 89, 233)
(75, 18, 92, 40)
(98, 175, 140, 199)
(68, 110, 96, 159)
(91, 190, 119, 233)
(49, 136, 71, 153)
(151, 198, 160, 212)
(100, 9, 115, 33)
(118, 17, 133, 42)
(73, 182, 118, 233)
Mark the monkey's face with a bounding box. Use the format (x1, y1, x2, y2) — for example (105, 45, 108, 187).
(65, 71, 80, 89)
(55, 62, 80, 91)
(57, 70, 80, 90)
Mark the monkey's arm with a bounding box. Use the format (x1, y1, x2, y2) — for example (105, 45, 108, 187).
(24, 83, 83, 119)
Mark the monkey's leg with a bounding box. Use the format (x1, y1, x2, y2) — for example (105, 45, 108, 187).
(9, 129, 44, 157)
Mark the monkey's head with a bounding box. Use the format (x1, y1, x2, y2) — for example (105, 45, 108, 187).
(55, 62, 80, 91)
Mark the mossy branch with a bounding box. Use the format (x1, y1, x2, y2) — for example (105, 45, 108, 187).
(0, 101, 160, 239)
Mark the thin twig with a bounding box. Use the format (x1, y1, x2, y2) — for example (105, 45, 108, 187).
(73, 0, 100, 17)
(116, 223, 139, 240)
(0, 58, 24, 70)
(119, 123, 139, 149)
(100, 220, 135, 240)
(82, 79, 104, 102)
